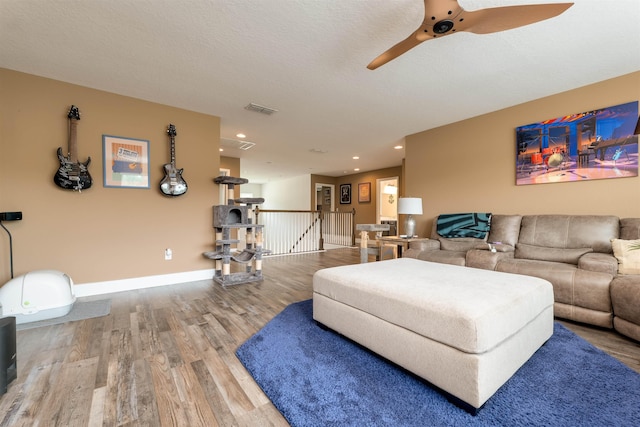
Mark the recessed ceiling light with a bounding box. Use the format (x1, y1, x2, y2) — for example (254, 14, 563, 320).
(394, 145, 403, 150)
(236, 133, 246, 138)
(219, 148, 224, 152)
(352, 156, 359, 160)
(354, 168, 360, 171)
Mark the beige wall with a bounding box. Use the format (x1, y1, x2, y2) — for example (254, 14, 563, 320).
(405, 71, 640, 237)
(220, 156, 240, 177)
(0, 69, 220, 285)
(326, 166, 403, 227)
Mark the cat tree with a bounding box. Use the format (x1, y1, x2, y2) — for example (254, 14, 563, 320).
(203, 176, 270, 286)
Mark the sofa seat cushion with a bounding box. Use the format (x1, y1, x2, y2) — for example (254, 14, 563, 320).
(413, 249, 467, 266)
(438, 239, 483, 252)
(578, 252, 618, 276)
(313, 258, 553, 354)
(495, 258, 613, 313)
(515, 243, 592, 264)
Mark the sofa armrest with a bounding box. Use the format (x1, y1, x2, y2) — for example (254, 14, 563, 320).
(404, 239, 440, 259)
(466, 248, 514, 270)
(578, 253, 618, 276)
(409, 239, 440, 251)
(473, 243, 515, 253)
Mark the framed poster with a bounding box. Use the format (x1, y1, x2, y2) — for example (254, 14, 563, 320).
(340, 184, 351, 204)
(358, 182, 371, 203)
(103, 135, 150, 188)
(515, 101, 638, 185)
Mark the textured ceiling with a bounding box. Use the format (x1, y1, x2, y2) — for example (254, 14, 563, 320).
(1, 0, 639, 183)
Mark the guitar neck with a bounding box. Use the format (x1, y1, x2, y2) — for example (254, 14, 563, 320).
(170, 136, 176, 166)
(68, 118, 79, 163)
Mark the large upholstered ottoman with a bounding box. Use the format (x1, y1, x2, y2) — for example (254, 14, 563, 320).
(312, 258, 554, 411)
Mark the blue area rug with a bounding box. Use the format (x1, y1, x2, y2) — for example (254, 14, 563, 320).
(236, 300, 640, 426)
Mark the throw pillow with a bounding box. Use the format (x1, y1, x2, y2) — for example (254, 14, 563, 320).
(611, 239, 640, 275)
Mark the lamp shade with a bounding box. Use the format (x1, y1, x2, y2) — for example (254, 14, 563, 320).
(397, 197, 423, 215)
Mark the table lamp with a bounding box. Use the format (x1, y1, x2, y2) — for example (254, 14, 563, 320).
(398, 197, 422, 238)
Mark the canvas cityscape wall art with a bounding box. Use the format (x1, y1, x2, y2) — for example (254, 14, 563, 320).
(516, 101, 638, 185)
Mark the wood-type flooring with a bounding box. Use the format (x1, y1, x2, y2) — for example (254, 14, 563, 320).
(1, 248, 638, 426)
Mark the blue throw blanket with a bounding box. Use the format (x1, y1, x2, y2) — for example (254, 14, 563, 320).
(436, 213, 491, 239)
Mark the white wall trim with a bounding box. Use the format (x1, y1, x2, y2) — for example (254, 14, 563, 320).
(74, 269, 216, 297)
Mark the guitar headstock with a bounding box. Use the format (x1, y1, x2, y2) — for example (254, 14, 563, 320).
(68, 105, 81, 120)
(167, 124, 177, 137)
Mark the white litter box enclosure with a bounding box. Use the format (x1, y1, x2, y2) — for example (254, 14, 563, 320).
(0, 270, 76, 324)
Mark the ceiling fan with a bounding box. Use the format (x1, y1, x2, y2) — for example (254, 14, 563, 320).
(367, 0, 574, 70)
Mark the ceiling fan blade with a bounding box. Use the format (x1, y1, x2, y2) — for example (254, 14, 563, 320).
(367, 29, 432, 70)
(367, 1, 572, 70)
(460, 3, 573, 35)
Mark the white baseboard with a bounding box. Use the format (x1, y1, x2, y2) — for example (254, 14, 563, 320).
(73, 269, 216, 298)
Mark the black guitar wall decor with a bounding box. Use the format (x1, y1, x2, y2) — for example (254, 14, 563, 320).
(160, 124, 188, 196)
(54, 105, 92, 192)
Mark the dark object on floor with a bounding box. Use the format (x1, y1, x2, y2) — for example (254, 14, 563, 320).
(0, 316, 17, 395)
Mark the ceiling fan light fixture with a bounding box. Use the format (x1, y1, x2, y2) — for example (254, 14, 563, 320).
(433, 20, 455, 34)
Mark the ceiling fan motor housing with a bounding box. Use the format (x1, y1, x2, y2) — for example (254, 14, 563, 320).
(432, 19, 455, 34)
(426, 4, 464, 36)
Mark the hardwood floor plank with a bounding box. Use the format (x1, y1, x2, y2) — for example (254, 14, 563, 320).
(88, 386, 106, 427)
(116, 330, 137, 425)
(131, 358, 161, 426)
(200, 348, 255, 417)
(12, 361, 62, 426)
(171, 363, 219, 426)
(164, 310, 202, 365)
(2, 248, 638, 427)
(191, 358, 237, 427)
(46, 356, 99, 426)
(148, 352, 190, 426)
(94, 329, 112, 390)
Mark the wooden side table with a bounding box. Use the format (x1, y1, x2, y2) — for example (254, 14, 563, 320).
(356, 224, 390, 263)
(377, 236, 429, 258)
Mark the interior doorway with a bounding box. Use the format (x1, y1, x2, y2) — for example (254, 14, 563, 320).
(315, 183, 335, 211)
(376, 177, 398, 235)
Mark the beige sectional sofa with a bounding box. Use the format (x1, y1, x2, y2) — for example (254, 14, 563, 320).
(404, 214, 640, 341)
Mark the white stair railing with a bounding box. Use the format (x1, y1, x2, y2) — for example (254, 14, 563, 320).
(322, 210, 356, 247)
(255, 208, 355, 255)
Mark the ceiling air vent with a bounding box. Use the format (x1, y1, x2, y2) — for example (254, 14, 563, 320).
(244, 102, 278, 115)
(221, 138, 256, 150)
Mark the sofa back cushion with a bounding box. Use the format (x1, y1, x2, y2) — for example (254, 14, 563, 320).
(620, 218, 640, 240)
(487, 215, 522, 247)
(518, 215, 619, 254)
